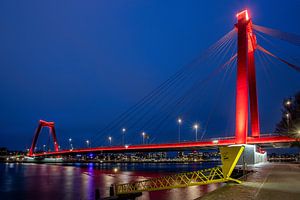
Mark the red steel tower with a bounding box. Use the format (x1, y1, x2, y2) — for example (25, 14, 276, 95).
(28, 120, 59, 156)
(235, 10, 260, 144)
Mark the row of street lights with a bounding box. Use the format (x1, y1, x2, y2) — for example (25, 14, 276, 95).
(285, 99, 291, 133)
(177, 118, 200, 142)
(105, 118, 201, 147)
(284, 99, 300, 136)
(106, 130, 148, 146)
(63, 117, 201, 150)
(57, 100, 299, 150)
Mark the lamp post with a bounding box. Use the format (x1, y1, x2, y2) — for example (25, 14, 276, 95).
(108, 136, 112, 146)
(86, 140, 90, 148)
(69, 138, 73, 150)
(286, 113, 290, 133)
(193, 124, 199, 141)
(122, 128, 126, 145)
(142, 132, 146, 144)
(177, 118, 182, 143)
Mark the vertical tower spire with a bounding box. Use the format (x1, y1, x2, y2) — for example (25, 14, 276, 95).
(235, 9, 260, 144)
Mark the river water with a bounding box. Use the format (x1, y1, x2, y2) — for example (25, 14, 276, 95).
(0, 162, 223, 200)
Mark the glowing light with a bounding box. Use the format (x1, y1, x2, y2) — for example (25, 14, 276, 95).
(212, 140, 219, 144)
(69, 138, 72, 142)
(286, 113, 290, 118)
(125, 145, 129, 149)
(177, 118, 182, 124)
(285, 100, 291, 106)
(142, 132, 146, 136)
(236, 9, 249, 21)
(122, 128, 126, 132)
(193, 124, 199, 130)
(108, 136, 112, 141)
(113, 167, 118, 173)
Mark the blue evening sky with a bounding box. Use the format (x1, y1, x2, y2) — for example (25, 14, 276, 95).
(0, 1, 299, 151)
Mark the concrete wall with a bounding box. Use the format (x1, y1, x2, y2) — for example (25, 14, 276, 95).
(237, 144, 267, 165)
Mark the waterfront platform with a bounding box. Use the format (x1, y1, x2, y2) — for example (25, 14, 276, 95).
(196, 162, 300, 200)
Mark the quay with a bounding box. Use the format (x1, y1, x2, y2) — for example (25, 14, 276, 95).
(197, 162, 300, 200)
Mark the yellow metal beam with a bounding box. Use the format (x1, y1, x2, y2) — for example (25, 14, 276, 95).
(114, 145, 244, 195)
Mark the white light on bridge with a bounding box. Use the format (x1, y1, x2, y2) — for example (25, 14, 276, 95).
(212, 140, 219, 144)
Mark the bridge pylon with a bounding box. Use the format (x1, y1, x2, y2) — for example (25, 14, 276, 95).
(235, 9, 260, 144)
(28, 120, 59, 156)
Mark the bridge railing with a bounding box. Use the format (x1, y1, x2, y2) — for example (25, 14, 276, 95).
(111, 146, 245, 196)
(116, 166, 224, 194)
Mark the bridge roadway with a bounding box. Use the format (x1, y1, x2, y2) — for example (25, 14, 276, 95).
(31, 135, 296, 157)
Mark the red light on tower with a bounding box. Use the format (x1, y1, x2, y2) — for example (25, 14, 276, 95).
(236, 9, 249, 21)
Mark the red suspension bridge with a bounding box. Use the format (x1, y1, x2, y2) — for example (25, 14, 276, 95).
(28, 10, 299, 157)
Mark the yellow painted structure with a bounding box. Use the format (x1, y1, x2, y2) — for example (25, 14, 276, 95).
(114, 146, 245, 195)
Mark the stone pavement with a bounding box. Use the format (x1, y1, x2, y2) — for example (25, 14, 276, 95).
(196, 163, 300, 200)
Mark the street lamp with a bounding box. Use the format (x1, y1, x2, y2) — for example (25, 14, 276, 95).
(142, 132, 146, 144)
(86, 140, 90, 148)
(177, 118, 182, 143)
(43, 144, 46, 152)
(193, 124, 199, 141)
(122, 128, 126, 145)
(69, 138, 73, 150)
(108, 136, 112, 146)
(286, 113, 290, 133)
(285, 100, 291, 106)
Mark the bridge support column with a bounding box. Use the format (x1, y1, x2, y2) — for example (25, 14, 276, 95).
(235, 10, 260, 144)
(235, 10, 249, 144)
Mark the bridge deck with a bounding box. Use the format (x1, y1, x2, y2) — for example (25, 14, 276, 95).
(31, 136, 296, 157)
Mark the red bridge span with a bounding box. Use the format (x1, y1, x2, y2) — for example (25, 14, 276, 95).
(32, 135, 295, 157)
(28, 9, 299, 157)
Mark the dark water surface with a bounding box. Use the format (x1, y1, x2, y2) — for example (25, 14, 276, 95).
(0, 162, 223, 200)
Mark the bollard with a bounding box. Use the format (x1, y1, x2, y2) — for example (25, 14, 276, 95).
(109, 184, 116, 197)
(95, 188, 100, 200)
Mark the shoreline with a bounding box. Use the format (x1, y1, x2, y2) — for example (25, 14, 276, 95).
(0, 159, 220, 164)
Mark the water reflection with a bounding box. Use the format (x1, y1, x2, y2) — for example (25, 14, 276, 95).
(0, 162, 222, 200)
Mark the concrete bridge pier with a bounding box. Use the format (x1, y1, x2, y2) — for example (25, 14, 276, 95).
(236, 144, 267, 165)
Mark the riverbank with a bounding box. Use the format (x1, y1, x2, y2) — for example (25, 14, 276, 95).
(196, 162, 300, 200)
